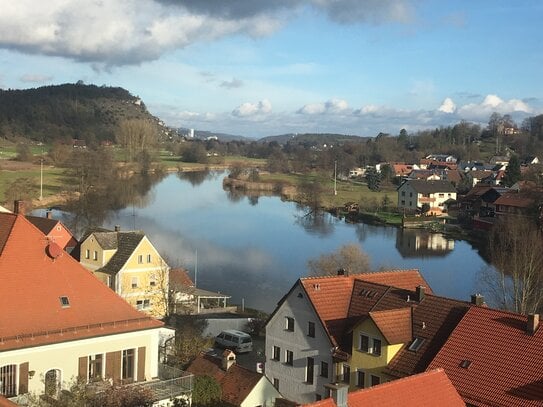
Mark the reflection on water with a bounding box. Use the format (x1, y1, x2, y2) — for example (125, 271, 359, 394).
(396, 229, 454, 258)
(40, 171, 491, 312)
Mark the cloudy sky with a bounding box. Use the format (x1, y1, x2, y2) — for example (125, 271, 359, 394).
(0, 0, 542, 138)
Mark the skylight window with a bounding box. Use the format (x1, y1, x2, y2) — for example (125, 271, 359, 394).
(59, 296, 70, 308)
(408, 337, 425, 352)
(460, 360, 472, 369)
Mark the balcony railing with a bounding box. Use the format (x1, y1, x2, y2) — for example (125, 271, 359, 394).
(140, 363, 193, 402)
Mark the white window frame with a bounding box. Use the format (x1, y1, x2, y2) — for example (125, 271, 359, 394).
(131, 277, 138, 289)
(359, 332, 382, 356)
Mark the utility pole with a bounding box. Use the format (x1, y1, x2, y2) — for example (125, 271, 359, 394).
(39, 157, 43, 201)
(334, 160, 337, 196)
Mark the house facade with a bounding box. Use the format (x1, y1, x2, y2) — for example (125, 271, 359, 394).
(397, 179, 457, 215)
(265, 270, 435, 404)
(26, 211, 78, 253)
(0, 210, 191, 404)
(79, 228, 170, 318)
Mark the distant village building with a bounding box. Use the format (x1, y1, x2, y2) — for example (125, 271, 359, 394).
(397, 180, 457, 215)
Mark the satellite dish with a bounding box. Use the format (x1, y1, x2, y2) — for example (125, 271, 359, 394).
(46, 242, 63, 259)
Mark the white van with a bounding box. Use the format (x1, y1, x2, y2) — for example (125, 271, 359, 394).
(214, 329, 253, 353)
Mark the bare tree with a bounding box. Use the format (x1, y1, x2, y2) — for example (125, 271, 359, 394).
(116, 119, 158, 162)
(307, 243, 371, 276)
(482, 217, 543, 314)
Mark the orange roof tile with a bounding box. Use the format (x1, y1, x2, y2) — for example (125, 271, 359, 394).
(494, 191, 535, 208)
(302, 369, 464, 407)
(0, 396, 17, 407)
(428, 307, 543, 407)
(369, 308, 412, 344)
(169, 268, 194, 288)
(187, 353, 265, 406)
(0, 213, 163, 351)
(299, 270, 432, 349)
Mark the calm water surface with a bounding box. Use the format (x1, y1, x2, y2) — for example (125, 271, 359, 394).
(51, 172, 491, 312)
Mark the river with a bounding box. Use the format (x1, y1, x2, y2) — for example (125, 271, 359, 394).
(43, 171, 491, 313)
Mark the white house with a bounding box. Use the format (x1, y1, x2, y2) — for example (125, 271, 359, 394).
(0, 209, 191, 405)
(397, 179, 457, 215)
(265, 270, 431, 404)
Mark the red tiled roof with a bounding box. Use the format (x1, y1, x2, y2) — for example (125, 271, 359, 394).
(302, 368, 464, 407)
(369, 308, 412, 344)
(186, 353, 265, 406)
(0, 213, 163, 351)
(300, 270, 432, 348)
(494, 191, 535, 208)
(169, 268, 194, 288)
(428, 306, 543, 407)
(0, 395, 17, 407)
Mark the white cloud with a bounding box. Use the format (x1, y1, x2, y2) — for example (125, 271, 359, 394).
(298, 98, 350, 115)
(458, 94, 533, 120)
(0, 0, 418, 66)
(232, 99, 272, 117)
(438, 97, 456, 113)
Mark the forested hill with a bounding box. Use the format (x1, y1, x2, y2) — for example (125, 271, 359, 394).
(259, 133, 369, 145)
(0, 83, 159, 144)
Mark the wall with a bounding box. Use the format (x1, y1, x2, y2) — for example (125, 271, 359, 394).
(350, 319, 402, 389)
(0, 328, 161, 397)
(241, 377, 281, 407)
(265, 283, 334, 404)
(397, 183, 417, 210)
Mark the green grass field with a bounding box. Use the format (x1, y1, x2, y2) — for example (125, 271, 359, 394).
(0, 166, 66, 202)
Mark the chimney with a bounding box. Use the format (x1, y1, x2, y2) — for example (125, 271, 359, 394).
(337, 268, 347, 276)
(45, 210, 52, 219)
(324, 383, 348, 407)
(13, 200, 25, 215)
(470, 294, 485, 306)
(416, 285, 425, 302)
(527, 314, 540, 335)
(222, 349, 236, 371)
(114, 225, 121, 232)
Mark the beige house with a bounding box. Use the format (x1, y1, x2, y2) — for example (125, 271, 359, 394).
(79, 227, 170, 318)
(0, 210, 191, 405)
(397, 179, 457, 215)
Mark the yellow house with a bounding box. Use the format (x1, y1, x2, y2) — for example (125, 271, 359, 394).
(79, 228, 169, 318)
(347, 308, 412, 389)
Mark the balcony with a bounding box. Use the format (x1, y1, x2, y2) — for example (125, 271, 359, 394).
(142, 363, 193, 402)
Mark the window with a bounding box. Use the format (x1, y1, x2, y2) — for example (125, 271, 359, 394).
(372, 338, 382, 356)
(285, 350, 293, 366)
(401, 191, 405, 196)
(131, 277, 138, 289)
(408, 337, 425, 352)
(59, 296, 70, 307)
(356, 369, 365, 388)
(273, 378, 279, 391)
(93, 250, 98, 260)
(136, 299, 151, 310)
(88, 354, 103, 381)
(342, 364, 350, 384)
(149, 277, 156, 287)
(137, 255, 143, 264)
(85, 249, 90, 259)
(316, 394, 322, 401)
(272, 346, 281, 361)
(360, 334, 382, 356)
(122, 349, 135, 381)
(147, 254, 151, 263)
(320, 361, 329, 378)
(0, 365, 16, 397)
(370, 375, 380, 387)
(439, 193, 444, 197)
(401, 200, 405, 205)
(306, 357, 314, 384)
(285, 316, 294, 332)
(359, 334, 369, 352)
(308, 321, 315, 338)
(409, 192, 413, 197)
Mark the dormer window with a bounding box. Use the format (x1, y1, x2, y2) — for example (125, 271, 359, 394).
(59, 296, 70, 308)
(408, 337, 425, 352)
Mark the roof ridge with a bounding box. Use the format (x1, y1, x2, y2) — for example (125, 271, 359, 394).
(301, 269, 421, 281)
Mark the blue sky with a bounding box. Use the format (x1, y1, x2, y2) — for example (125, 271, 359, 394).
(0, 0, 541, 138)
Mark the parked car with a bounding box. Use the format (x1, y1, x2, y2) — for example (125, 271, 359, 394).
(214, 329, 253, 353)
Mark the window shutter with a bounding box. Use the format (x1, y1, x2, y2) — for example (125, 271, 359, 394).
(137, 347, 146, 382)
(18, 362, 29, 394)
(106, 351, 122, 384)
(78, 356, 88, 382)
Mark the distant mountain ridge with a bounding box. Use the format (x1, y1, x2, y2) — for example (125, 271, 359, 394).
(0, 83, 161, 144)
(259, 133, 368, 145)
